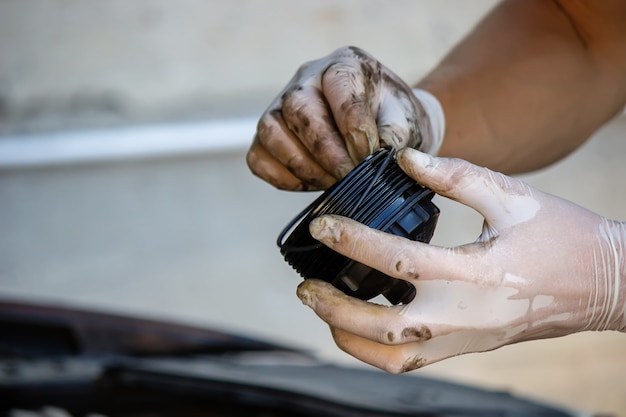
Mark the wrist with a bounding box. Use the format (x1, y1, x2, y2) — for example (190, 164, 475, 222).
(412, 88, 445, 156)
(590, 219, 626, 332)
(611, 220, 626, 332)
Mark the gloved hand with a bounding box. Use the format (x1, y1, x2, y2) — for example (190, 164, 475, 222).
(297, 148, 626, 373)
(247, 46, 444, 191)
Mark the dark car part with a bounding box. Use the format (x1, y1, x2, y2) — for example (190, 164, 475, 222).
(0, 299, 579, 417)
(278, 147, 439, 305)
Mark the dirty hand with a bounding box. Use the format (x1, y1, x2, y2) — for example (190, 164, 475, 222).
(297, 148, 626, 373)
(247, 46, 444, 191)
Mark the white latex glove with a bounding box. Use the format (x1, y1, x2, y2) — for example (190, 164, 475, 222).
(247, 46, 444, 191)
(297, 148, 626, 373)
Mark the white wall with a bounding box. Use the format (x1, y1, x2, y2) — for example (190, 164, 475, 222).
(0, 0, 497, 133)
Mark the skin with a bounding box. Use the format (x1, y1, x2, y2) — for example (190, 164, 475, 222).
(248, 0, 626, 189)
(420, 0, 626, 173)
(247, 0, 626, 372)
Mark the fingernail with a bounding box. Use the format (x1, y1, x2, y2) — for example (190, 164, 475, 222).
(309, 215, 340, 245)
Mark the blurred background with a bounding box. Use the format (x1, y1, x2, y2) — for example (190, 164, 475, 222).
(1, 1, 625, 415)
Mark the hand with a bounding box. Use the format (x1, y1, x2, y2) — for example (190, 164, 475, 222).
(247, 46, 443, 191)
(297, 148, 626, 373)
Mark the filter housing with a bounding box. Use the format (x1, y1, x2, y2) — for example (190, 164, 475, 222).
(277, 147, 439, 305)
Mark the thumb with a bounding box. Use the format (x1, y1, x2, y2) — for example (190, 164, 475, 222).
(396, 149, 540, 229)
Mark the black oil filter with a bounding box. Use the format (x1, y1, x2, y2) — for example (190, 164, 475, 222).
(277, 147, 439, 305)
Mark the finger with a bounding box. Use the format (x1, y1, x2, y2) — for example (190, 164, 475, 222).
(281, 84, 356, 180)
(396, 149, 541, 228)
(331, 325, 501, 374)
(298, 281, 505, 373)
(321, 48, 380, 164)
(376, 88, 422, 150)
(297, 279, 432, 345)
(246, 140, 305, 190)
(308, 215, 470, 282)
(331, 327, 433, 374)
(255, 109, 337, 190)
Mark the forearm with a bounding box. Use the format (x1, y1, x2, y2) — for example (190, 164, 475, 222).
(416, 0, 626, 174)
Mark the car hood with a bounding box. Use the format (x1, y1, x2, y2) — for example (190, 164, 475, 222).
(0, 298, 588, 417)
